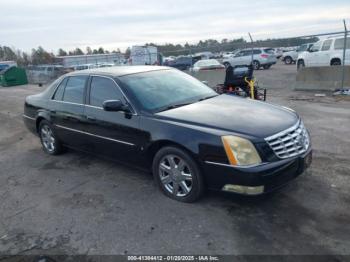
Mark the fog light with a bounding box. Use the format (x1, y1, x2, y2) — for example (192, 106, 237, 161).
(222, 184, 264, 195)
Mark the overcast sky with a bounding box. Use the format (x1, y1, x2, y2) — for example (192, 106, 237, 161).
(1, 0, 350, 53)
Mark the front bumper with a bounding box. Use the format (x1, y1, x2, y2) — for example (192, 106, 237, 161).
(203, 147, 312, 195)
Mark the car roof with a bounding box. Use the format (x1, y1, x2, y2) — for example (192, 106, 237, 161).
(67, 66, 171, 77)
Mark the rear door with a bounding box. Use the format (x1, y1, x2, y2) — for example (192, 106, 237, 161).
(49, 75, 88, 149)
(319, 39, 333, 66)
(83, 75, 143, 163)
(334, 37, 350, 64)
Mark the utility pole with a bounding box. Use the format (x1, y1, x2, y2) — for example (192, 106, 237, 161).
(341, 19, 348, 91)
(248, 33, 254, 67)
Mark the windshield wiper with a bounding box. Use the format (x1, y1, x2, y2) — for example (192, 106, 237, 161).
(198, 94, 219, 101)
(157, 102, 192, 112)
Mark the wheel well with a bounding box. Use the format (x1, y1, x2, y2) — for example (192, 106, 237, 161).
(285, 56, 292, 60)
(146, 140, 198, 167)
(330, 58, 341, 65)
(35, 117, 45, 133)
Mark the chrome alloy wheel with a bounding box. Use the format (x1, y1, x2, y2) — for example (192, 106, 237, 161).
(40, 125, 55, 153)
(159, 154, 193, 197)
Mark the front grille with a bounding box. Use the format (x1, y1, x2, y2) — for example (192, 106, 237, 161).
(265, 120, 310, 159)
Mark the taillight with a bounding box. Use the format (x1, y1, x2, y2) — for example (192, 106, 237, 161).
(261, 54, 269, 58)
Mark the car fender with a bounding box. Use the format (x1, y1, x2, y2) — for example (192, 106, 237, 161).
(140, 116, 228, 164)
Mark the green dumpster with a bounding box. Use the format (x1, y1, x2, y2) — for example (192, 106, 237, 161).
(0, 66, 28, 87)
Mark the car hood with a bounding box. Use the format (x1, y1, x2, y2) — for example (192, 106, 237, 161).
(155, 94, 298, 139)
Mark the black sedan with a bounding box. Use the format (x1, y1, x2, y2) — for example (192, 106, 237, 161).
(23, 66, 312, 202)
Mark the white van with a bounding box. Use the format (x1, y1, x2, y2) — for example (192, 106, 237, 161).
(297, 36, 350, 69)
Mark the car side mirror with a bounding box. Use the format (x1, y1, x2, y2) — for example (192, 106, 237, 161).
(102, 100, 129, 112)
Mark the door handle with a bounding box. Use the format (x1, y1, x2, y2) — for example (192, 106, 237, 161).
(86, 115, 96, 121)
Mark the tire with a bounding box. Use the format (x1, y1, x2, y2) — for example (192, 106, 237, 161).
(38, 120, 64, 155)
(252, 60, 260, 70)
(263, 64, 271, 70)
(297, 60, 305, 70)
(284, 56, 292, 65)
(331, 60, 341, 66)
(152, 146, 204, 202)
(223, 62, 231, 68)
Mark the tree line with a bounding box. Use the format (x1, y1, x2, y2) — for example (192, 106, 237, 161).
(0, 36, 318, 66)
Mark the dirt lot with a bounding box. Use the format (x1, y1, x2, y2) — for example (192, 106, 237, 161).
(0, 63, 349, 256)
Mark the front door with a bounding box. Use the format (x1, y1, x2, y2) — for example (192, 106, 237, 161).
(83, 75, 144, 164)
(306, 41, 322, 67)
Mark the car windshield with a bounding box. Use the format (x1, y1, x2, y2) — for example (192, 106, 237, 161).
(195, 59, 221, 67)
(119, 69, 217, 113)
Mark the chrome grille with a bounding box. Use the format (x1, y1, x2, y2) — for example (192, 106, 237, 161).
(265, 120, 310, 159)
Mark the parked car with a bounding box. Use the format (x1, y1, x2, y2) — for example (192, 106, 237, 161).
(222, 50, 240, 59)
(191, 59, 225, 72)
(282, 43, 313, 65)
(223, 48, 277, 70)
(194, 52, 214, 59)
(0, 61, 17, 72)
(169, 56, 194, 70)
(297, 37, 350, 69)
(74, 64, 97, 71)
(23, 66, 312, 202)
(273, 48, 283, 59)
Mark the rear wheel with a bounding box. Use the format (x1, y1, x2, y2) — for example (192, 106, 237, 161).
(284, 56, 292, 65)
(152, 146, 204, 202)
(252, 60, 260, 70)
(39, 120, 64, 155)
(331, 59, 341, 66)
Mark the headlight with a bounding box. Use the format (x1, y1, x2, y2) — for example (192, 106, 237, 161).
(221, 136, 262, 166)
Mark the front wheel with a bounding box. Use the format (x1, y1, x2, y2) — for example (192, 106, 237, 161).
(252, 60, 260, 70)
(223, 62, 231, 68)
(297, 60, 305, 70)
(39, 120, 64, 155)
(152, 146, 204, 202)
(284, 56, 292, 65)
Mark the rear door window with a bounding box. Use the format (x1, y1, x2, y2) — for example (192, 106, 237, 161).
(321, 40, 333, 51)
(62, 76, 88, 104)
(52, 77, 68, 101)
(89, 76, 122, 107)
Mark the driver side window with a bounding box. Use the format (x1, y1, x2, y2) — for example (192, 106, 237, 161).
(310, 42, 321, 52)
(89, 76, 122, 107)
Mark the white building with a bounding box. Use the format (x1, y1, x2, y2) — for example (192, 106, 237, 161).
(57, 53, 124, 68)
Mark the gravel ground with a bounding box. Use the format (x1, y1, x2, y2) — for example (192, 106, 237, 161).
(0, 63, 349, 256)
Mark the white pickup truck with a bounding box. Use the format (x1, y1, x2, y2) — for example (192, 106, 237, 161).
(297, 36, 350, 69)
